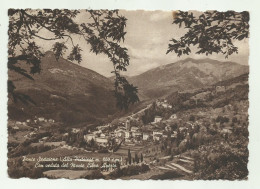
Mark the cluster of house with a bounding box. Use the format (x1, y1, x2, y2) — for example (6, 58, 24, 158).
(177, 101, 249, 139)
(33, 117, 55, 124)
(156, 99, 172, 109)
(84, 132, 111, 147)
(83, 120, 145, 147)
(11, 95, 247, 152)
(11, 121, 28, 130)
(215, 85, 226, 93)
(81, 114, 182, 148)
(10, 117, 56, 131)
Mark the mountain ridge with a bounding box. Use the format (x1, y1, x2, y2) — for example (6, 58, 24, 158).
(128, 58, 249, 99)
(8, 51, 118, 125)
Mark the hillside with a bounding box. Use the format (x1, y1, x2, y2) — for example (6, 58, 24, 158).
(166, 72, 249, 112)
(128, 58, 249, 99)
(8, 51, 118, 125)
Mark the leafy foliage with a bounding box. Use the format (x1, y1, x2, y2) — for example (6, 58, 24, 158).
(8, 9, 139, 109)
(52, 42, 68, 61)
(108, 164, 150, 178)
(167, 11, 249, 58)
(193, 136, 248, 180)
(114, 75, 139, 110)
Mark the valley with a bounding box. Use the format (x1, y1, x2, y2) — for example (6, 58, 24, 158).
(7, 55, 249, 179)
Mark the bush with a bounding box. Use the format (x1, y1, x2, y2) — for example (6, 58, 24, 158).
(189, 115, 195, 122)
(10, 144, 52, 157)
(216, 116, 229, 124)
(193, 137, 248, 180)
(109, 164, 150, 178)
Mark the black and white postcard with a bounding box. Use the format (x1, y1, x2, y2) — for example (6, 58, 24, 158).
(1, 0, 260, 188)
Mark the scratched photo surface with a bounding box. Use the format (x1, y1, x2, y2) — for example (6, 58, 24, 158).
(7, 9, 249, 180)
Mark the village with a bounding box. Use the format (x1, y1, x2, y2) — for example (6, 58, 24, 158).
(7, 79, 249, 179)
(8, 92, 248, 158)
(8, 99, 176, 151)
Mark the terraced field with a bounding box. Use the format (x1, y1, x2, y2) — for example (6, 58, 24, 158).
(155, 155, 194, 174)
(121, 155, 195, 180)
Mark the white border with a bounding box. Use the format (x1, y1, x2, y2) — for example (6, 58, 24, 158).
(1, 0, 260, 188)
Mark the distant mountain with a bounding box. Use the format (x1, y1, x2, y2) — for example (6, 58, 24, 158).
(8, 51, 118, 125)
(128, 58, 249, 99)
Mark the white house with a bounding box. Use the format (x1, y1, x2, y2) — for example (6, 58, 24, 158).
(179, 127, 186, 132)
(93, 130, 102, 135)
(48, 119, 55, 123)
(143, 133, 150, 140)
(96, 137, 109, 147)
(154, 116, 162, 123)
(221, 127, 233, 134)
(97, 124, 110, 131)
(162, 104, 172, 109)
(38, 117, 45, 122)
(153, 134, 162, 141)
(84, 134, 96, 142)
(125, 131, 132, 139)
(132, 131, 142, 138)
(171, 133, 177, 138)
(13, 126, 19, 130)
(153, 130, 163, 136)
(153, 130, 163, 140)
(162, 134, 168, 138)
(130, 127, 139, 132)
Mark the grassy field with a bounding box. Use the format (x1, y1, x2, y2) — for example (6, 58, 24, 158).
(43, 170, 94, 179)
(23, 147, 125, 160)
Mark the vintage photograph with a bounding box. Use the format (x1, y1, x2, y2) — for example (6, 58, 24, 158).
(7, 9, 249, 180)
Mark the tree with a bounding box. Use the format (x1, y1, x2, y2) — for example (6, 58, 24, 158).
(89, 138, 95, 147)
(8, 9, 139, 109)
(167, 11, 249, 58)
(128, 148, 131, 165)
(140, 153, 143, 162)
(135, 153, 139, 164)
(189, 114, 195, 122)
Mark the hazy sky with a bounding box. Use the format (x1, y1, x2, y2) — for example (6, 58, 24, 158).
(38, 10, 249, 77)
